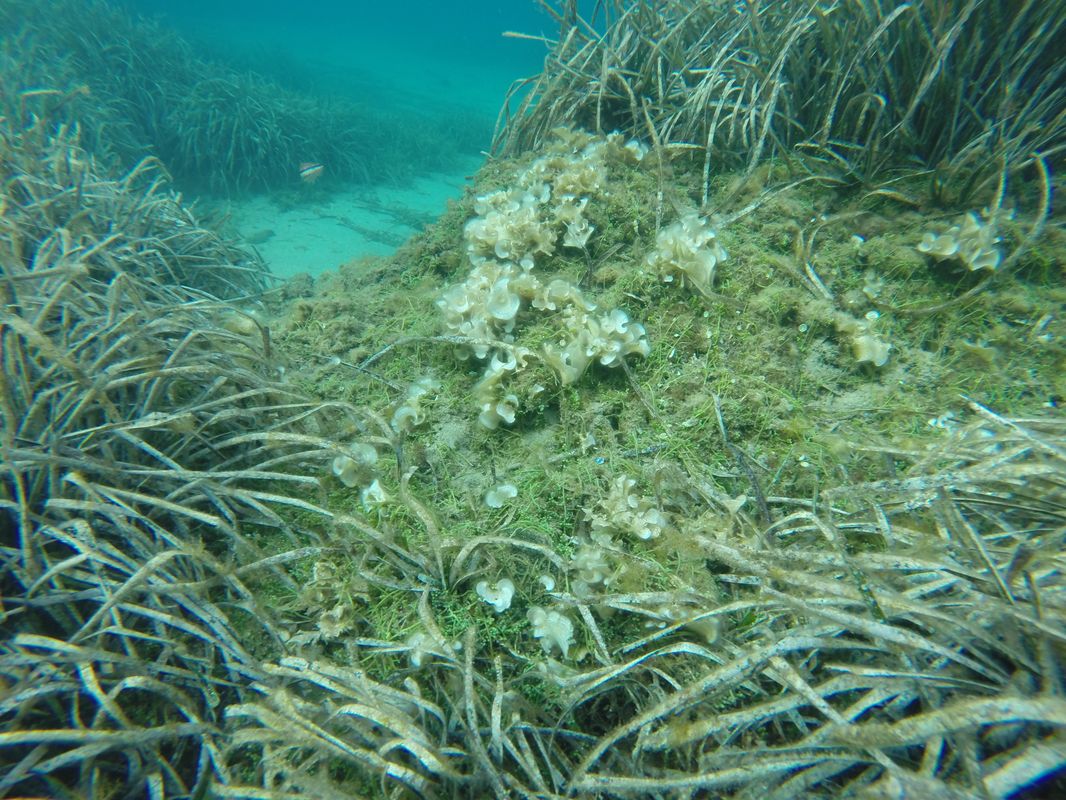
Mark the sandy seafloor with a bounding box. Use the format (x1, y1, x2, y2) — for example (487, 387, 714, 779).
(216, 156, 483, 279)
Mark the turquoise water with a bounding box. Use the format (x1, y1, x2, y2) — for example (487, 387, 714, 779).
(122, 1, 558, 127)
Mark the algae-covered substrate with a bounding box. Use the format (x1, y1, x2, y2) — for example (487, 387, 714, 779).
(261, 126, 1066, 796)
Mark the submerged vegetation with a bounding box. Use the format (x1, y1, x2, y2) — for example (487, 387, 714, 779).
(2, 0, 1065, 798)
(496, 0, 1064, 206)
(0, 94, 339, 794)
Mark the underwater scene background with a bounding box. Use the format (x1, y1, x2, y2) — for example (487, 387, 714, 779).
(1, 1, 1065, 798)
(124, 0, 573, 275)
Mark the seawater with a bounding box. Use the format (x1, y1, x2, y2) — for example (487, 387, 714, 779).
(123, 0, 558, 141)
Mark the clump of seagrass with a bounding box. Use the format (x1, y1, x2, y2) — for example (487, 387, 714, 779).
(0, 0, 195, 171)
(553, 408, 1066, 797)
(160, 73, 390, 193)
(496, 0, 1065, 204)
(0, 100, 357, 797)
(0, 92, 267, 298)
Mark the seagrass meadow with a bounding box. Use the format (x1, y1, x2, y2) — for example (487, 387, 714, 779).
(2, 1, 1066, 799)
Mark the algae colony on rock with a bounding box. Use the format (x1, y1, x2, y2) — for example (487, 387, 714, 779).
(2, 0, 1066, 798)
(263, 133, 1066, 798)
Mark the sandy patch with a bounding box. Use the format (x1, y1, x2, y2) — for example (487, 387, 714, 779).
(222, 156, 481, 278)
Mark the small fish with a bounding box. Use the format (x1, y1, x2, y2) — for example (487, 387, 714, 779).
(298, 162, 324, 183)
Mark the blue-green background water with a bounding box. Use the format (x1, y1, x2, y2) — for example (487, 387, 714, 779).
(120, 1, 564, 142)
